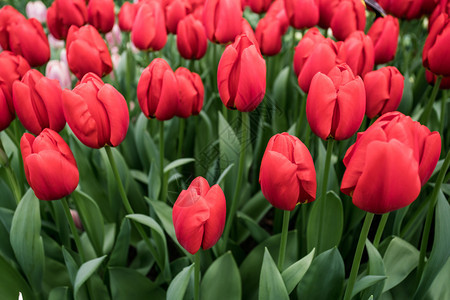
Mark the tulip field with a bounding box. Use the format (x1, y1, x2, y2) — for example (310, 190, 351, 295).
(1, 0, 450, 299)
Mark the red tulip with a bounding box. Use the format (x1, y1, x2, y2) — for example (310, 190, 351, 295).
(66, 25, 113, 79)
(203, 0, 243, 44)
(241, 19, 260, 51)
(343, 31, 374, 77)
(165, 0, 191, 34)
(173, 176, 226, 254)
(425, 69, 450, 89)
(131, 1, 167, 51)
(175, 67, 204, 118)
(0, 51, 30, 131)
(47, 0, 88, 40)
(13, 70, 65, 135)
(341, 112, 441, 213)
(367, 16, 399, 65)
(255, 15, 285, 56)
(0, 5, 26, 51)
(330, 0, 366, 41)
(266, 0, 289, 34)
(137, 58, 179, 120)
(118, 2, 138, 32)
(423, 13, 450, 76)
(259, 133, 316, 211)
(248, 0, 272, 13)
(7, 18, 50, 67)
(377, 0, 424, 19)
(317, 0, 339, 29)
(21, 129, 79, 201)
(176, 14, 208, 60)
(88, 0, 115, 33)
(62, 73, 129, 148)
(217, 34, 266, 112)
(364, 67, 404, 119)
(306, 64, 365, 140)
(284, 0, 319, 29)
(294, 28, 346, 92)
(429, 1, 450, 30)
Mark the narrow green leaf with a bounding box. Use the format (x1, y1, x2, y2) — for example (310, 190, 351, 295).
(62, 247, 78, 286)
(382, 237, 419, 292)
(352, 276, 387, 297)
(10, 189, 45, 290)
(74, 255, 107, 298)
(201, 252, 242, 300)
(48, 286, 70, 300)
(109, 219, 131, 267)
(281, 248, 315, 294)
(72, 190, 105, 256)
(109, 267, 165, 300)
(164, 158, 195, 174)
(259, 248, 289, 300)
(362, 240, 386, 299)
(166, 264, 194, 300)
(0, 253, 33, 300)
(215, 163, 235, 186)
(237, 212, 270, 243)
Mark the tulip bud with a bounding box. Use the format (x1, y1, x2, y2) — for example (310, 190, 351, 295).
(8, 18, 50, 67)
(203, 0, 243, 44)
(21, 129, 79, 201)
(13, 70, 65, 136)
(47, 0, 88, 40)
(343, 31, 375, 77)
(367, 16, 400, 65)
(175, 67, 204, 118)
(131, 1, 167, 51)
(70, 209, 83, 230)
(118, 2, 138, 32)
(429, 2, 450, 30)
(137, 58, 179, 120)
(341, 112, 441, 213)
(173, 176, 226, 254)
(87, 0, 115, 33)
(330, 0, 366, 41)
(0, 51, 31, 131)
(306, 64, 365, 140)
(26, 1, 47, 23)
(266, 0, 289, 34)
(0, 6, 26, 51)
(165, 0, 191, 34)
(364, 67, 404, 119)
(423, 13, 450, 76)
(248, 0, 272, 13)
(317, 0, 339, 29)
(259, 133, 317, 211)
(46, 60, 72, 90)
(255, 16, 285, 56)
(66, 25, 113, 79)
(176, 14, 208, 60)
(62, 73, 129, 148)
(284, 0, 319, 29)
(217, 34, 266, 112)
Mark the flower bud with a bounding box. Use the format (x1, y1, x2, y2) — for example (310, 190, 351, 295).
(87, 0, 115, 33)
(47, 0, 88, 40)
(131, 1, 167, 51)
(367, 16, 400, 65)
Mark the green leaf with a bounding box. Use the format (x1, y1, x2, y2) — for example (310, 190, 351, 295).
(259, 248, 289, 300)
(10, 189, 45, 290)
(62, 247, 79, 285)
(281, 248, 315, 294)
(238, 191, 271, 244)
(215, 163, 235, 186)
(297, 248, 345, 300)
(72, 190, 105, 256)
(0, 253, 33, 300)
(74, 255, 107, 298)
(352, 276, 387, 298)
(424, 257, 450, 300)
(109, 219, 131, 267)
(237, 212, 270, 243)
(307, 191, 344, 254)
(362, 240, 386, 299)
(48, 286, 70, 300)
(109, 267, 165, 300)
(148, 163, 161, 201)
(382, 237, 419, 292)
(414, 191, 450, 299)
(167, 264, 194, 300)
(164, 158, 195, 173)
(201, 252, 242, 300)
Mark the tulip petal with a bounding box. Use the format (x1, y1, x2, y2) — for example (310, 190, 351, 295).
(154, 70, 178, 121)
(35, 77, 65, 132)
(13, 81, 42, 135)
(202, 184, 226, 250)
(217, 46, 238, 108)
(364, 70, 390, 119)
(68, 39, 103, 79)
(418, 132, 441, 185)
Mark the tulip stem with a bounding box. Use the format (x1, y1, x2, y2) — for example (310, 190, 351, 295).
(222, 112, 249, 251)
(61, 198, 86, 262)
(439, 90, 447, 143)
(277, 210, 290, 271)
(177, 118, 185, 158)
(160, 121, 168, 203)
(105, 146, 164, 273)
(420, 75, 442, 125)
(373, 213, 389, 248)
(343, 212, 374, 300)
(194, 251, 201, 300)
(0, 138, 21, 204)
(417, 150, 450, 281)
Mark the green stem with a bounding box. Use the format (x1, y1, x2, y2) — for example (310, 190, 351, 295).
(343, 212, 375, 300)
(159, 121, 168, 203)
(105, 146, 164, 272)
(277, 210, 290, 271)
(194, 251, 201, 300)
(417, 150, 450, 280)
(222, 113, 249, 251)
(0, 138, 21, 204)
(177, 118, 185, 158)
(439, 90, 447, 144)
(373, 213, 389, 248)
(420, 76, 442, 125)
(295, 93, 306, 138)
(61, 198, 86, 262)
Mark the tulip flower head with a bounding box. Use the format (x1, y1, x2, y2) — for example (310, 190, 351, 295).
(21, 129, 79, 201)
(47, 0, 88, 40)
(306, 63, 366, 140)
(176, 14, 208, 60)
(202, 0, 243, 44)
(172, 176, 226, 254)
(284, 0, 319, 29)
(131, 1, 167, 51)
(175, 67, 204, 118)
(118, 2, 138, 32)
(341, 112, 441, 213)
(367, 15, 400, 65)
(330, 0, 366, 41)
(343, 31, 375, 77)
(87, 0, 115, 33)
(260, 133, 317, 211)
(217, 33, 266, 112)
(423, 13, 450, 76)
(62, 73, 129, 149)
(26, 1, 47, 23)
(0, 5, 27, 51)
